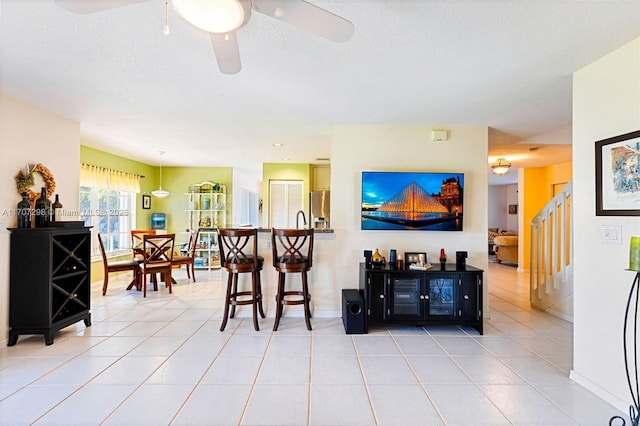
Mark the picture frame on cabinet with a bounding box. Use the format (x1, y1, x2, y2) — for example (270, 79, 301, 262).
(142, 195, 151, 210)
(595, 130, 640, 216)
(405, 252, 426, 266)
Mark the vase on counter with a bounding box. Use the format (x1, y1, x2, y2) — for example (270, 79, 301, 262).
(371, 248, 385, 268)
(17, 192, 32, 228)
(439, 248, 447, 270)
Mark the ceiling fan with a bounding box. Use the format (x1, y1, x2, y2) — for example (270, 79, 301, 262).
(55, 0, 355, 74)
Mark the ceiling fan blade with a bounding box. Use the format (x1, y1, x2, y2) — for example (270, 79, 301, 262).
(55, 0, 148, 14)
(252, 0, 354, 42)
(210, 32, 242, 75)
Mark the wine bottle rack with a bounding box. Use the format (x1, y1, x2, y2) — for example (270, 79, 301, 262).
(8, 226, 92, 346)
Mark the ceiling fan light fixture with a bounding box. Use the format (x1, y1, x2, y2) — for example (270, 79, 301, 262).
(172, 0, 246, 33)
(491, 158, 512, 175)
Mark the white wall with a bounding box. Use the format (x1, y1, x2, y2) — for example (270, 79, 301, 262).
(331, 125, 489, 313)
(0, 93, 81, 343)
(571, 37, 640, 411)
(488, 184, 519, 232)
(506, 184, 518, 231)
(488, 185, 507, 230)
(231, 168, 262, 227)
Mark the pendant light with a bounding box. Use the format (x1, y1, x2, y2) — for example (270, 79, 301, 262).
(491, 158, 512, 175)
(152, 151, 170, 198)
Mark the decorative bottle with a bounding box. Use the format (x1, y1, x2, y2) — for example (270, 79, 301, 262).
(34, 187, 51, 228)
(52, 194, 63, 222)
(17, 192, 32, 228)
(371, 248, 385, 267)
(389, 249, 397, 268)
(439, 248, 447, 270)
(372, 248, 382, 262)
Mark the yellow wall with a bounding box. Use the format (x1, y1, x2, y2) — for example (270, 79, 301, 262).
(81, 145, 158, 230)
(160, 167, 233, 241)
(520, 161, 572, 269)
(261, 163, 311, 228)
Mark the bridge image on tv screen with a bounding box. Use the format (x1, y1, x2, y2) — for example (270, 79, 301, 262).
(361, 171, 464, 231)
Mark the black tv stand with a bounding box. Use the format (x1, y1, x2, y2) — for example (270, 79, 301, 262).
(358, 263, 483, 334)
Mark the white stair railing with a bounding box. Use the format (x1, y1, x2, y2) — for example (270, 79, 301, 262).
(530, 181, 573, 315)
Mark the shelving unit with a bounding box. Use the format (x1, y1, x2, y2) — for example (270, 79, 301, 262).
(185, 181, 226, 270)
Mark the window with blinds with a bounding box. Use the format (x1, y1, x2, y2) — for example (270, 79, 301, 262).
(79, 164, 140, 257)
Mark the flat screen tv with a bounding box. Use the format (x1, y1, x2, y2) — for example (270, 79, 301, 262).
(361, 171, 464, 231)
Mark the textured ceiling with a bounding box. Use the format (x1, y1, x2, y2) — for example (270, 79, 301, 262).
(1, 0, 639, 182)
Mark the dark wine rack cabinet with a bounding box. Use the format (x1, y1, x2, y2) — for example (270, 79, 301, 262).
(8, 226, 92, 346)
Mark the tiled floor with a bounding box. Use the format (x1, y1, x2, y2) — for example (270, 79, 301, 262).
(0, 263, 625, 425)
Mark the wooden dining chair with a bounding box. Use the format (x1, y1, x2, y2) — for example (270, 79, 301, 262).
(97, 233, 139, 296)
(172, 229, 200, 282)
(131, 229, 157, 262)
(139, 233, 175, 297)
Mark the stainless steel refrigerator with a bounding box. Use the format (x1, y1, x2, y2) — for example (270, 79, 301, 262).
(310, 190, 330, 229)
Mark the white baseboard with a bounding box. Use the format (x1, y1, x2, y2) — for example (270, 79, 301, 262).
(569, 369, 629, 415)
(545, 308, 574, 323)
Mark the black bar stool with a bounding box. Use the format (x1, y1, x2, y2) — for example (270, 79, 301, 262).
(218, 228, 265, 331)
(271, 228, 314, 331)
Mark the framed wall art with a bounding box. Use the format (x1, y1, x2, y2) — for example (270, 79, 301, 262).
(361, 171, 464, 231)
(595, 130, 640, 216)
(142, 194, 151, 210)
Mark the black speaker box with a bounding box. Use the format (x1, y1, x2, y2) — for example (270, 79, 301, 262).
(342, 289, 366, 334)
(364, 250, 372, 269)
(456, 251, 468, 270)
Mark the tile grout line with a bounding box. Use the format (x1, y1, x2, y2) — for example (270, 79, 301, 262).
(95, 308, 224, 425)
(237, 322, 273, 426)
(163, 318, 239, 425)
(388, 330, 449, 425)
(352, 333, 381, 426)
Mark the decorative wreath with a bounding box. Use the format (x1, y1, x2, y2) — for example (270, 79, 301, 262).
(15, 163, 56, 202)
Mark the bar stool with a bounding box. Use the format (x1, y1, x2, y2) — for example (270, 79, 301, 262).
(218, 228, 265, 331)
(271, 228, 314, 331)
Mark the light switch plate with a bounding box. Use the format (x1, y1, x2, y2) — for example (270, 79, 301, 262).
(601, 225, 622, 245)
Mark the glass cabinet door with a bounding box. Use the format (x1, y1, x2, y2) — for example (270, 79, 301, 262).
(426, 276, 456, 317)
(388, 275, 422, 320)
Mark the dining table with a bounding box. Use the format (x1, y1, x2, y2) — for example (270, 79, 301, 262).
(130, 230, 178, 288)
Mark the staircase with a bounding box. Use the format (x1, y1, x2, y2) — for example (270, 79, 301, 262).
(530, 181, 573, 319)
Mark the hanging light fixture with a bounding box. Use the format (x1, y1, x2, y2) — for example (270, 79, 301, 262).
(491, 158, 512, 175)
(152, 151, 170, 198)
